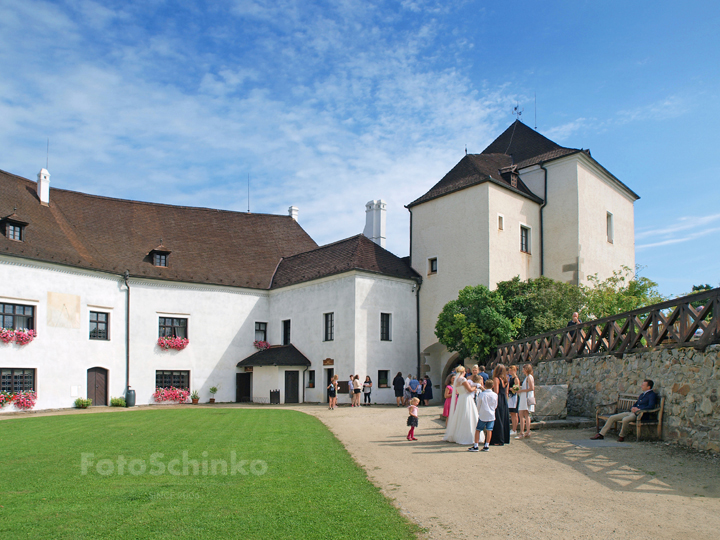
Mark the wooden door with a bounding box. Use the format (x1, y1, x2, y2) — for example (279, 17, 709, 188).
(87, 367, 108, 406)
(284, 370, 299, 403)
(236, 373, 252, 402)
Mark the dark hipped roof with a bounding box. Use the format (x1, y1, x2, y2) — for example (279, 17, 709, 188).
(481, 120, 575, 164)
(237, 344, 312, 367)
(0, 169, 318, 289)
(270, 234, 420, 289)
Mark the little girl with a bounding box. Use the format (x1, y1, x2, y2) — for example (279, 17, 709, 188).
(406, 397, 420, 441)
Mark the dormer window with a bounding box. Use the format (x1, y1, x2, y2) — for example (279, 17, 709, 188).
(148, 244, 172, 267)
(2, 213, 29, 242)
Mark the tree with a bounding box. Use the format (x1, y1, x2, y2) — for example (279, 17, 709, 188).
(583, 265, 665, 320)
(495, 276, 586, 339)
(435, 285, 521, 363)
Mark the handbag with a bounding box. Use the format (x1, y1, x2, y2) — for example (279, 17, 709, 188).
(527, 395, 536, 406)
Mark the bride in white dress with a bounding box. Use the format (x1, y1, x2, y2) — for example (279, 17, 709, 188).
(443, 366, 480, 445)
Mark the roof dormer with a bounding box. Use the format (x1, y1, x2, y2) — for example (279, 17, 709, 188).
(148, 244, 172, 267)
(1, 212, 29, 242)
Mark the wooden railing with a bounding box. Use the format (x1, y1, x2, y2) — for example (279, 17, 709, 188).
(491, 287, 720, 367)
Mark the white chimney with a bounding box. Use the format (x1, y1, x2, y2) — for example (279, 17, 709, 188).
(37, 168, 50, 206)
(363, 199, 386, 248)
(288, 206, 298, 221)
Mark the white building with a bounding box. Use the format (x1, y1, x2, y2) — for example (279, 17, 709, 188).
(408, 121, 639, 384)
(0, 121, 638, 410)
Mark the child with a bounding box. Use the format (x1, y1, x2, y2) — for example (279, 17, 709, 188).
(406, 397, 420, 441)
(468, 378, 498, 452)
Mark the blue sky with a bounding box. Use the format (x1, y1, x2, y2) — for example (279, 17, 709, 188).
(1, 0, 718, 297)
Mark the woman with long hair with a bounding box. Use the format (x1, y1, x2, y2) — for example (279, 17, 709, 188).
(490, 364, 510, 445)
(392, 371, 405, 407)
(327, 374, 338, 410)
(516, 364, 535, 439)
(507, 365, 521, 435)
(443, 366, 479, 445)
(443, 374, 455, 425)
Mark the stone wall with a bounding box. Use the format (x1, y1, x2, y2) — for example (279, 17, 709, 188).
(533, 345, 720, 453)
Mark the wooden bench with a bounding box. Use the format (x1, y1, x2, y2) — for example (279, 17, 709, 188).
(595, 393, 665, 441)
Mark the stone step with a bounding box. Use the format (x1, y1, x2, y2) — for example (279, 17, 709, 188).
(531, 416, 595, 430)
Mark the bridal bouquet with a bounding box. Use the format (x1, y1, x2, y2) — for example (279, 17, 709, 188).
(510, 384, 520, 396)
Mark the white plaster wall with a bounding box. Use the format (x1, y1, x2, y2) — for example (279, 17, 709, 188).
(576, 157, 636, 283)
(128, 279, 267, 406)
(487, 184, 541, 286)
(0, 256, 127, 412)
(410, 183, 490, 354)
(354, 274, 417, 403)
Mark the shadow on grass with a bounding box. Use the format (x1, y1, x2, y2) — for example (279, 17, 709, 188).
(520, 429, 720, 499)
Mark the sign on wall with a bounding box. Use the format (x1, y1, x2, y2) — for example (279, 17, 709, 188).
(322, 358, 334, 366)
(47, 292, 81, 329)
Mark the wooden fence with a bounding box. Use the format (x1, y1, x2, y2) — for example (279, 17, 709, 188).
(491, 287, 720, 367)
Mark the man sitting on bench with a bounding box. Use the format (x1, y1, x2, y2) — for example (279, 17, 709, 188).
(591, 379, 657, 442)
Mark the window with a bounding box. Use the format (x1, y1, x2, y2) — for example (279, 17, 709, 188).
(520, 226, 531, 254)
(1, 368, 35, 393)
(498, 214, 504, 230)
(1, 303, 34, 330)
(153, 253, 168, 267)
(282, 319, 291, 346)
(607, 212, 614, 244)
(159, 317, 187, 338)
(6, 223, 23, 241)
(307, 370, 315, 388)
(428, 257, 438, 274)
(89, 311, 109, 340)
(380, 313, 392, 341)
(324, 313, 334, 341)
(255, 322, 267, 342)
(378, 370, 389, 388)
(155, 370, 189, 389)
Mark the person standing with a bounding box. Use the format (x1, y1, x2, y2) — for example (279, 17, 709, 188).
(393, 372, 405, 407)
(407, 397, 420, 441)
(443, 374, 456, 426)
(362, 375, 372, 406)
(490, 364, 510, 446)
(507, 365, 521, 435)
(468, 378, 498, 452)
(408, 376, 420, 401)
(327, 374, 338, 410)
(422, 375, 433, 406)
(348, 375, 355, 407)
(516, 364, 535, 439)
(443, 366, 479, 445)
(352, 375, 362, 407)
(403, 373, 412, 406)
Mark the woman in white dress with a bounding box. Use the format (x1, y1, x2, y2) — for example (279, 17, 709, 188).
(516, 364, 535, 439)
(442, 366, 479, 445)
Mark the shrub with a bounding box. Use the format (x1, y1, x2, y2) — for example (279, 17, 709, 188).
(110, 397, 126, 407)
(74, 398, 92, 408)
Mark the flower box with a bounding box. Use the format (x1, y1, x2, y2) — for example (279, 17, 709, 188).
(253, 340, 270, 350)
(152, 386, 190, 403)
(0, 328, 36, 345)
(0, 390, 37, 410)
(157, 336, 189, 351)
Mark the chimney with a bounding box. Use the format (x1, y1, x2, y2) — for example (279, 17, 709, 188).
(363, 199, 386, 248)
(37, 168, 50, 206)
(288, 206, 298, 221)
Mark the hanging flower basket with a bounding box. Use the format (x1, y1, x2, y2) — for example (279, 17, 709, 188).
(253, 340, 270, 351)
(157, 336, 189, 351)
(0, 328, 36, 345)
(152, 387, 190, 403)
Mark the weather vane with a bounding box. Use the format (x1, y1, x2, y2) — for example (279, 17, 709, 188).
(512, 103, 524, 121)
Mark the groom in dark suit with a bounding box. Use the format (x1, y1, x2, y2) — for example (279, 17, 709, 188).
(591, 379, 657, 442)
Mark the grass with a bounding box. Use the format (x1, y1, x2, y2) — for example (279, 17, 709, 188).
(0, 409, 419, 539)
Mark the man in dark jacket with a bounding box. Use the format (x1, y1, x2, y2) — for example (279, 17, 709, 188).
(591, 380, 658, 442)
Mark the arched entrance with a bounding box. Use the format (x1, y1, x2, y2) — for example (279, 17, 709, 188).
(87, 367, 108, 406)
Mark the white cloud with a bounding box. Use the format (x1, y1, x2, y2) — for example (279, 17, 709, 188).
(636, 214, 720, 250)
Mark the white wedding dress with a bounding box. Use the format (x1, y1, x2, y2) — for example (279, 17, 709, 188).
(443, 376, 480, 445)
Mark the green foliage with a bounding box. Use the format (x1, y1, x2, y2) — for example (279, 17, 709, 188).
(435, 285, 521, 363)
(110, 397, 126, 407)
(495, 276, 585, 339)
(74, 397, 92, 408)
(190, 390, 200, 400)
(583, 265, 665, 320)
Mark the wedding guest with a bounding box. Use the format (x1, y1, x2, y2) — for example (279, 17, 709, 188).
(348, 374, 355, 406)
(443, 375, 456, 425)
(352, 375, 362, 407)
(490, 364, 510, 446)
(422, 375, 433, 406)
(468, 377, 497, 452)
(327, 374, 338, 410)
(403, 373, 412, 406)
(443, 366, 479, 446)
(478, 366, 489, 383)
(406, 397, 420, 441)
(363, 375, 372, 406)
(393, 372, 405, 407)
(516, 364, 535, 439)
(507, 365, 521, 435)
(408, 376, 420, 400)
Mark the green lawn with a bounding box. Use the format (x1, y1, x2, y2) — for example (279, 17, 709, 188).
(0, 409, 419, 539)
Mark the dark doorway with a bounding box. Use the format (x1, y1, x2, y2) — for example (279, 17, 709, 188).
(324, 368, 334, 403)
(236, 373, 252, 402)
(87, 367, 108, 406)
(285, 370, 299, 403)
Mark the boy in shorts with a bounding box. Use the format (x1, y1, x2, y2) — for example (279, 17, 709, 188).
(468, 377, 498, 452)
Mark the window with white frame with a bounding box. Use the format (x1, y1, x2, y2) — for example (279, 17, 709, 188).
(380, 313, 392, 341)
(498, 214, 504, 230)
(89, 311, 109, 340)
(428, 257, 438, 274)
(520, 225, 531, 254)
(1, 303, 34, 331)
(282, 319, 291, 345)
(255, 322, 267, 342)
(324, 313, 334, 341)
(607, 212, 614, 244)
